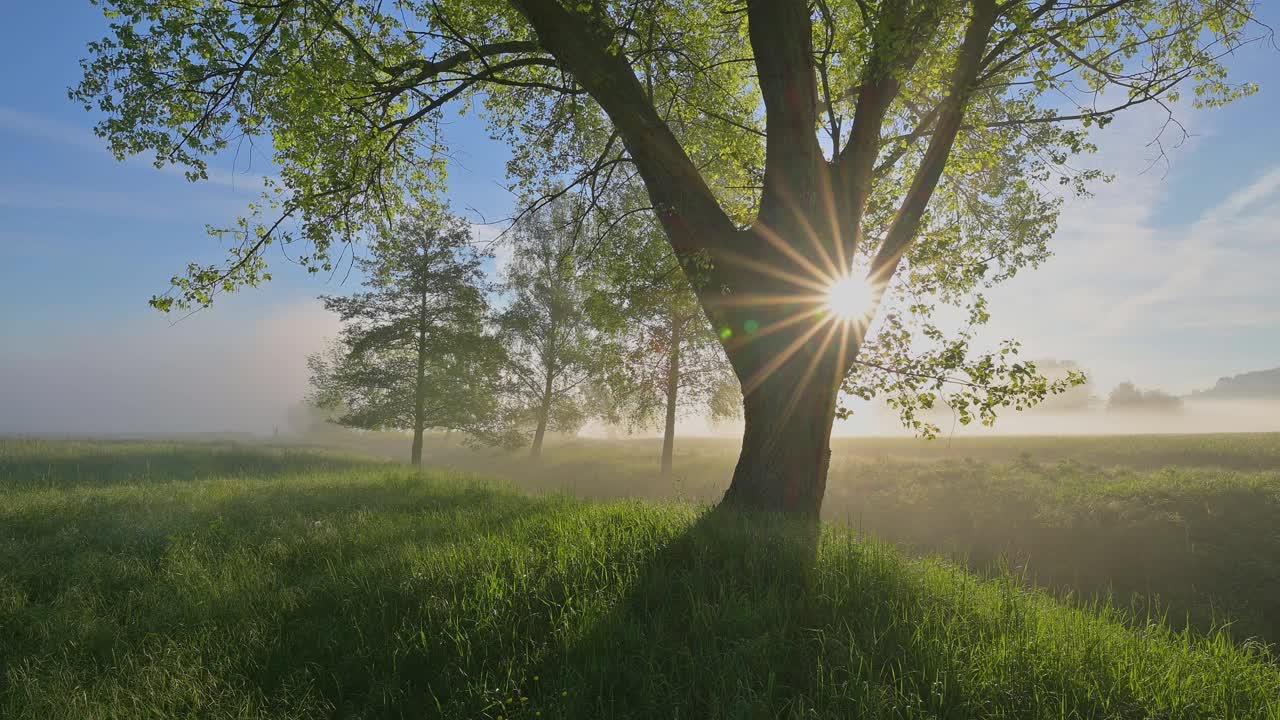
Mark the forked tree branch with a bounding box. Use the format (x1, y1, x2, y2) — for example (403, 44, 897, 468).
(865, 0, 999, 304)
(509, 0, 738, 262)
(834, 0, 942, 265)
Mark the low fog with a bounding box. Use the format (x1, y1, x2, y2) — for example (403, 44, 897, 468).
(8, 339, 1277, 441)
(0, 298, 338, 436)
(4, 294, 1277, 440)
(618, 398, 1280, 441)
(841, 399, 1280, 437)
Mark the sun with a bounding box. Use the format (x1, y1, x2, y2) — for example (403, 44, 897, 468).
(826, 273, 874, 322)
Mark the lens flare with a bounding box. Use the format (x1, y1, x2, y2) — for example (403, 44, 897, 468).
(826, 274, 873, 322)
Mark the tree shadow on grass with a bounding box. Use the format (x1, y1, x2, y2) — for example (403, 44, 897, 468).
(509, 507, 1276, 720)
(518, 507, 825, 720)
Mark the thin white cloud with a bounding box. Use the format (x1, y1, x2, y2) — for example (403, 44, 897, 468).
(0, 106, 104, 152)
(0, 104, 272, 192)
(978, 100, 1280, 393)
(1211, 165, 1280, 218)
(1103, 166, 1280, 332)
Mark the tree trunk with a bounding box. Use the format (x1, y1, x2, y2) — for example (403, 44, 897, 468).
(713, 212, 851, 520)
(410, 423, 425, 468)
(529, 411, 548, 459)
(411, 285, 428, 468)
(530, 374, 554, 460)
(720, 353, 840, 520)
(660, 317, 681, 477)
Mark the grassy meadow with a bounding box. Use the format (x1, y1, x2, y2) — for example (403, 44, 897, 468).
(2, 437, 1279, 718)
(334, 431, 1280, 645)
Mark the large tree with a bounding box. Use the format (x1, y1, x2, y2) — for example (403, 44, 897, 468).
(308, 211, 502, 466)
(77, 0, 1262, 516)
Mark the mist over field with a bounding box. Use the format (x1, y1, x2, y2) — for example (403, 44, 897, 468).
(9, 387, 1276, 440)
(0, 298, 338, 436)
(848, 398, 1280, 436)
(2, 287, 1275, 439)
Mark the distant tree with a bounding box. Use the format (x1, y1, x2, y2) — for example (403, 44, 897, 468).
(615, 295, 742, 476)
(1107, 382, 1184, 414)
(499, 198, 614, 459)
(594, 218, 740, 476)
(1191, 366, 1280, 400)
(308, 210, 503, 466)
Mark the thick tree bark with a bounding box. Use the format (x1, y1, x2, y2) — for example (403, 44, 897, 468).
(721, 366, 838, 520)
(660, 314, 681, 477)
(717, 269, 849, 519)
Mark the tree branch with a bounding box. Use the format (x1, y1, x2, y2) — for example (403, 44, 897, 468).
(509, 0, 738, 261)
(747, 0, 824, 226)
(866, 0, 999, 300)
(834, 0, 941, 265)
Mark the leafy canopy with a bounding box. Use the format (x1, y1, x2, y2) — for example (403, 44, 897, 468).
(75, 0, 1263, 433)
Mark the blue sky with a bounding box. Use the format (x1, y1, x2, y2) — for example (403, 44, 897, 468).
(2, 3, 1278, 434)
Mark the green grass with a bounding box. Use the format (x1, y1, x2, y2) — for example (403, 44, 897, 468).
(366, 433, 1280, 645)
(2, 440, 1278, 718)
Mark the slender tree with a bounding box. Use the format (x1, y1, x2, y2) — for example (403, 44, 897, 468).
(77, 0, 1263, 517)
(499, 198, 612, 459)
(618, 296, 741, 476)
(308, 211, 502, 466)
(594, 218, 740, 476)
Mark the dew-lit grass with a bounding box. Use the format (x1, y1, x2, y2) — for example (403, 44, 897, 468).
(383, 432, 1280, 645)
(1, 440, 1278, 718)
